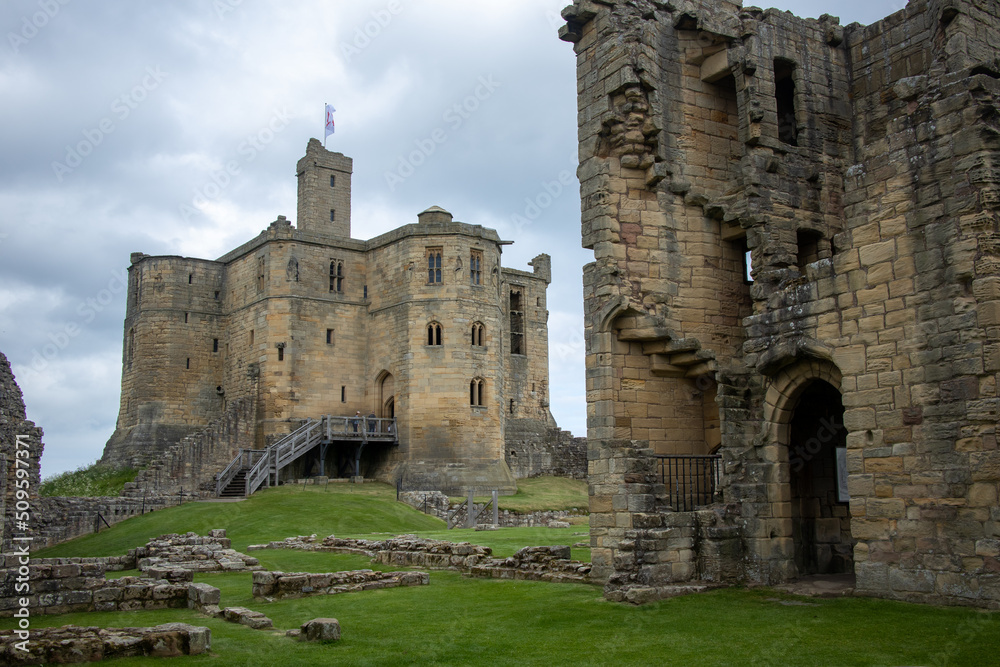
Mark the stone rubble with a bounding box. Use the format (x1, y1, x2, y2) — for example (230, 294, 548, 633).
(131, 529, 263, 574)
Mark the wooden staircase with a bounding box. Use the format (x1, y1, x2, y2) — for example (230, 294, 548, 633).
(218, 469, 249, 498)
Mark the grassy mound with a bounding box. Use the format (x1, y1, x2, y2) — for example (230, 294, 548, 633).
(39, 462, 137, 497)
(34, 482, 589, 560)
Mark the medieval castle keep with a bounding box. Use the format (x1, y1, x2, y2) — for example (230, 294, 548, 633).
(561, 0, 1000, 607)
(101, 138, 579, 494)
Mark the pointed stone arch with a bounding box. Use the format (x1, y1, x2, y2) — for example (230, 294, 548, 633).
(375, 370, 395, 419)
(758, 360, 852, 579)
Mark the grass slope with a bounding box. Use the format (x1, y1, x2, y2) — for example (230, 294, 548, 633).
(39, 463, 137, 497)
(17, 481, 1000, 666)
(449, 475, 588, 513)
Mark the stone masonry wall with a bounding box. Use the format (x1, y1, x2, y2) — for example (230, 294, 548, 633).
(121, 397, 255, 498)
(505, 417, 587, 479)
(0, 352, 43, 555)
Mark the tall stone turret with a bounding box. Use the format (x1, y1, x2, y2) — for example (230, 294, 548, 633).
(296, 138, 353, 237)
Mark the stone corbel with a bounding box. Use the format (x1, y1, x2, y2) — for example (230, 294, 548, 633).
(755, 337, 835, 376)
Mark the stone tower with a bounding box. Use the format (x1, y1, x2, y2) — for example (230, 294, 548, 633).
(562, 0, 1000, 607)
(296, 138, 352, 237)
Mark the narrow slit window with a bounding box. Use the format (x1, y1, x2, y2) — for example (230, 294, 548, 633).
(330, 209, 336, 222)
(326, 329, 334, 345)
(213, 338, 219, 353)
(184, 312, 189, 323)
(256, 256, 266, 292)
(330, 175, 336, 187)
(186, 358, 190, 370)
(341, 386, 346, 402)
(774, 59, 798, 146)
(277, 346, 284, 361)
(188, 274, 192, 284)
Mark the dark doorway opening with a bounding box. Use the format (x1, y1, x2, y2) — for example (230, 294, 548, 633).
(788, 380, 852, 575)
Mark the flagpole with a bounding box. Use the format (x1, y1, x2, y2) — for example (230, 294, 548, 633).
(324, 102, 327, 148)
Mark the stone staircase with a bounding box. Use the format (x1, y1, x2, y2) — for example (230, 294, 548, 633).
(614, 313, 717, 378)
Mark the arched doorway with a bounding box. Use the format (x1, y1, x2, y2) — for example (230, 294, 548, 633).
(377, 371, 395, 418)
(788, 380, 851, 575)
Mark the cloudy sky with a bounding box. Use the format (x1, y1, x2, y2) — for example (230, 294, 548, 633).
(1, 0, 907, 478)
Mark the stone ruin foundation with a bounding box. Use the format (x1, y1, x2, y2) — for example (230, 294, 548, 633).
(0, 623, 210, 665)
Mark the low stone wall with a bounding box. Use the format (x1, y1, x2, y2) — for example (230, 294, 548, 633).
(467, 545, 592, 584)
(0, 623, 210, 664)
(496, 510, 581, 528)
(3, 555, 137, 572)
(28, 495, 182, 552)
(398, 491, 585, 528)
(0, 555, 221, 617)
(371, 537, 492, 569)
(249, 533, 593, 584)
(252, 569, 429, 600)
(398, 491, 451, 520)
(249, 534, 493, 568)
(247, 534, 385, 558)
(131, 530, 262, 573)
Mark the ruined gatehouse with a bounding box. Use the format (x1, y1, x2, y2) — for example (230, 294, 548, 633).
(561, 0, 1000, 607)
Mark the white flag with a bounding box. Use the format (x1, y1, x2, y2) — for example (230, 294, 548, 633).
(325, 104, 336, 137)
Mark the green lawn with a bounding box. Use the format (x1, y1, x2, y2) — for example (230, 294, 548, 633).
(15, 482, 1000, 666)
(449, 475, 588, 513)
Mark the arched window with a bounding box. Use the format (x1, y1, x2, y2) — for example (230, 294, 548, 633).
(470, 378, 485, 406)
(427, 248, 443, 284)
(330, 260, 344, 293)
(471, 322, 485, 347)
(426, 322, 442, 346)
(470, 250, 483, 285)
